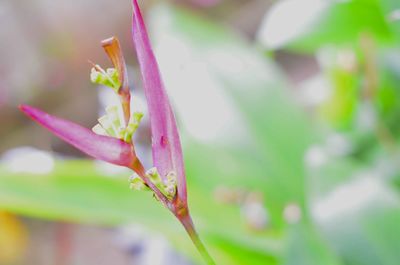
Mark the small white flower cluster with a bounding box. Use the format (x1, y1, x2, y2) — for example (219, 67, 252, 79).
(90, 64, 143, 143)
(129, 167, 177, 200)
(92, 106, 143, 143)
(90, 65, 120, 92)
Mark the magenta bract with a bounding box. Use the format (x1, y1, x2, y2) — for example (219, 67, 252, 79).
(132, 0, 187, 204)
(20, 105, 136, 167)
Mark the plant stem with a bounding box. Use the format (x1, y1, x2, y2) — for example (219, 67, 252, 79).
(179, 213, 216, 265)
(129, 161, 215, 264)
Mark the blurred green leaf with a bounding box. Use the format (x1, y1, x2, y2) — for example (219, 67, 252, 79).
(0, 160, 280, 265)
(379, 0, 400, 40)
(376, 50, 400, 135)
(319, 67, 359, 130)
(258, 0, 393, 52)
(313, 175, 400, 265)
(0, 161, 166, 225)
(283, 223, 343, 265)
(320, 205, 400, 265)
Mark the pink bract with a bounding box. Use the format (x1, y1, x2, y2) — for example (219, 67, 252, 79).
(132, 0, 187, 205)
(20, 105, 137, 168)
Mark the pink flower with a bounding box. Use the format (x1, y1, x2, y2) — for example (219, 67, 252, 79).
(20, 1, 215, 263)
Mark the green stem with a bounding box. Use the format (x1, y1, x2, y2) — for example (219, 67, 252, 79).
(179, 213, 216, 265)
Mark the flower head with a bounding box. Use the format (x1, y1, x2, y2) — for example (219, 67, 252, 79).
(20, 37, 146, 176)
(20, 1, 215, 262)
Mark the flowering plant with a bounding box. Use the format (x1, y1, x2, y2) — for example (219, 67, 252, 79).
(20, 0, 215, 264)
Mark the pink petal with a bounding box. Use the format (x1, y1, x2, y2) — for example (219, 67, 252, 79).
(131, 0, 187, 204)
(19, 105, 136, 167)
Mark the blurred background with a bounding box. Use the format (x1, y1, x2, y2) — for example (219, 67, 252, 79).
(1, 0, 400, 264)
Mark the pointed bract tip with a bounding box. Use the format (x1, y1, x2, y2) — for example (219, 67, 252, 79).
(19, 104, 29, 113)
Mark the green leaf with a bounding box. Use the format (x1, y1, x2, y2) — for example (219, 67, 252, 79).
(320, 205, 400, 265)
(283, 223, 343, 265)
(0, 161, 166, 225)
(258, 0, 393, 52)
(0, 160, 280, 265)
(318, 55, 360, 130)
(313, 175, 400, 265)
(379, 0, 400, 41)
